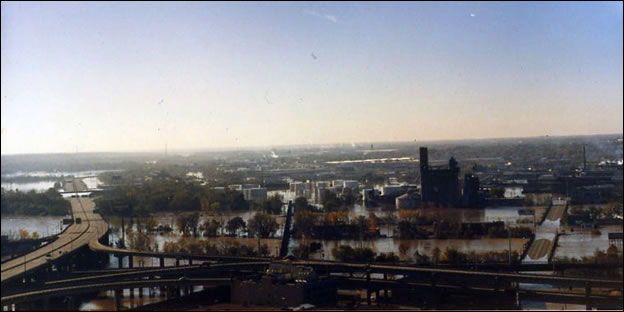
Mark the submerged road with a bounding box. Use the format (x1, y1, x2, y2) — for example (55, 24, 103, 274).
(1, 181, 108, 284)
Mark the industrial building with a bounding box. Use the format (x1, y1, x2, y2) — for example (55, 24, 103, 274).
(231, 263, 336, 306)
(243, 187, 268, 203)
(419, 147, 460, 207)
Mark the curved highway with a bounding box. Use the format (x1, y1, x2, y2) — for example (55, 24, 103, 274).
(1, 181, 109, 284)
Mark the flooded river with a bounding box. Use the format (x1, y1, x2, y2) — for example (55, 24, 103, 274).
(1, 174, 618, 310)
(1, 215, 69, 239)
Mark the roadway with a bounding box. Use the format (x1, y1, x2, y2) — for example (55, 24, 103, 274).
(0, 181, 109, 284)
(2, 278, 231, 305)
(2, 260, 621, 307)
(88, 239, 268, 263)
(523, 202, 567, 263)
(6, 260, 620, 295)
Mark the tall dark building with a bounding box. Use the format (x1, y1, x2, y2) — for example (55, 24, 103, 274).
(462, 174, 481, 208)
(419, 147, 460, 207)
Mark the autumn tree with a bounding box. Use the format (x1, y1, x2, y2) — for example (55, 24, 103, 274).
(294, 211, 318, 238)
(177, 212, 200, 236)
(203, 219, 221, 237)
(248, 212, 278, 238)
(18, 229, 29, 240)
(226, 217, 246, 236)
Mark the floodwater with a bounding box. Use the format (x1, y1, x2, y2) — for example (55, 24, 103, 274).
(353, 203, 536, 225)
(301, 237, 526, 261)
(554, 224, 623, 259)
(81, 177, 103, 189)
(0, 181, 57, 193)
(105, 214, 526, 262)
(105, 213, 287, 257)
(0, 215, 69, 239)
(1, 169, 123, 178)
(1, 173, 105, 193)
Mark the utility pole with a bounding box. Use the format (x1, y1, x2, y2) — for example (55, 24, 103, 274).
(121, 214, 125, 249)
(508, 226, 512, 264)
(533, 211, 537, 232)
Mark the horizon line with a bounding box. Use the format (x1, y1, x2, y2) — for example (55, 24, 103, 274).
(2, 132, 622, 157)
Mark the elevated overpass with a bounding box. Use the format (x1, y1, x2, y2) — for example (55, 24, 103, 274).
(2, 259, 621, 309)
(1, 181, 109, 285)
(1, 184, 621, 310)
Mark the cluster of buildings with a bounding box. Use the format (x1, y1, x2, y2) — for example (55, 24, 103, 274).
(201, 143, 622, 212)
(289, 179, 361, 204)
(521, 171, 622, 206)
(211, 184, 268, 203)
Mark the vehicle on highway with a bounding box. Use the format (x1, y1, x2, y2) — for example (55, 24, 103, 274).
(75, 218, 82, 224)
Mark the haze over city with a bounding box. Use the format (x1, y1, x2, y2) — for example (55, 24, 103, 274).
(1, 1, 622, 155)
(1, 2, 623, 311)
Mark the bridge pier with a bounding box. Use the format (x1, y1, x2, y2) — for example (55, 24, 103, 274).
(66, 295, 75, 311)
(160, 256, 165, 268)
(14, 302, 27, 311)
(114, 289, 121, 311)
(175, 258, 180, 267)
(130, 287, 134, 299)
(189, 258, 192, 266)
(494, 276, 500, 293)
(129, 255, 133, 269)
(43, 296, 50, 310)
(139, 286, 144, 298)
(366, 270, 371, 306)
(117, 255, 123, 269)
(585, 282, 592, 310)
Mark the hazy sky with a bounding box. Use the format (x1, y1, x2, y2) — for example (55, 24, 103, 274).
(1, 2, 622, 154)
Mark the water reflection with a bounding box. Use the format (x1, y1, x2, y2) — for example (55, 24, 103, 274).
(299, 237, 526, 261)
(555, 224, 623, 259)
(0, 215, 68, 238)
(0, 181, 57, 193)
(1, 169, 123, 178)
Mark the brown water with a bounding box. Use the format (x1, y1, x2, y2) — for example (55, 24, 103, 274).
(554, 224, 623, 259)
(300, 237, 526, 261)
(0, 203, 576, 310)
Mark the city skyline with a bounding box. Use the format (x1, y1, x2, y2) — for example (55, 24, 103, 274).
(2, 1, 623, 155)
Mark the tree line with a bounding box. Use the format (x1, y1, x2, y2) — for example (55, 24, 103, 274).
(1, 188, 70, 216)
(94, 180, 284, 217)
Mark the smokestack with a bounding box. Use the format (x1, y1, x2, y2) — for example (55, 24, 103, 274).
(583, 145, 586, 170)
(420, 147, 429, 169)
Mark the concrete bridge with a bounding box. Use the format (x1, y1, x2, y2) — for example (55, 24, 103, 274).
(1, 180, 109, 285)
(2, 259, 621, 310)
